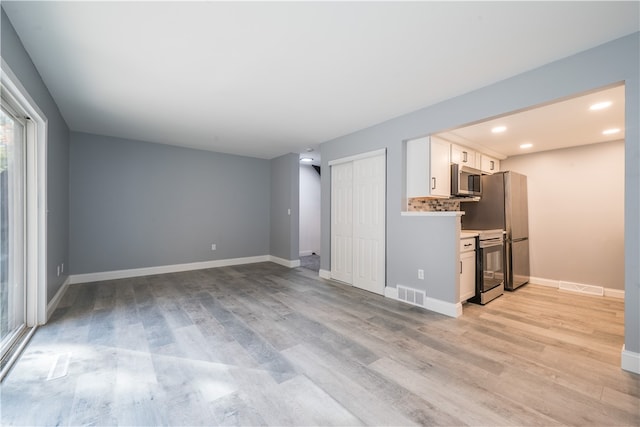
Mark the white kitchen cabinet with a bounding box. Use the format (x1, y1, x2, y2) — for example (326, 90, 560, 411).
(459, 237, 476, 303)
(481, 154, 500, 174)
(451, 144, 481, 170)
(406, 136, 451, 198)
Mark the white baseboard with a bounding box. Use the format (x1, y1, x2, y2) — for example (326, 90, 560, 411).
(68, 255, 305, 285)
(319, 269, 331, 280)
(621, 345, 640, 374)
(268, 256, 300, 268)
(559, 281, 603, 296)
(529, 277, 558, 288)
(384, 286, 398, 299)
(604, 288, 625, 299)
(46, 276, 71, 320)
(389, 284, 461, 318)
(425, 297, 462, 318)
(529, 276, 624, 299)
(412, 296, 461, 318)
(68, 255, 271, 285)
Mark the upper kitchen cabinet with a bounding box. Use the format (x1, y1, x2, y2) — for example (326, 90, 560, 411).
(406, 136, 451, 198)
(480, 154, 500, 174)
(451, 144, 481, 170)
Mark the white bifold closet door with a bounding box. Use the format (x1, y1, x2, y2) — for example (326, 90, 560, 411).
(331, 152, 385, 295)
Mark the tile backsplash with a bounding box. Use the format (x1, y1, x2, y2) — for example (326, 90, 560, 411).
(407, 197, 460, 212)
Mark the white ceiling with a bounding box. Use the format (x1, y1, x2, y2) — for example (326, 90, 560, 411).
(436, 84, 626, 159)
(2, 1, 638, 160)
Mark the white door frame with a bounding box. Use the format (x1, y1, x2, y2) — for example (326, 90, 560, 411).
(1, 58, 48, 327)
(329, 149, 386, 294)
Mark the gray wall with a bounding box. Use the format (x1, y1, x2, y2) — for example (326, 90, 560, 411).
(320, 33, 640, 354)
(69, 132, 271, 274)
(1, 8, 70, 302)
(270, 153, 299, 261)
(502, 141, 625, 290)
(394, 215, 460, 303)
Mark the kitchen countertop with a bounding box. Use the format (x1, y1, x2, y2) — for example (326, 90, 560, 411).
(460, 231, 479, 239)
(401, 211, 464, 217)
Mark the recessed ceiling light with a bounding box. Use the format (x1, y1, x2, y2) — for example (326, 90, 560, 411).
(589, 101, 612, 111)
(491, 126, 507, 134)
(520, 143, 533, 149)
(300, 157, 313, 163)
(602, 128, 620, 135)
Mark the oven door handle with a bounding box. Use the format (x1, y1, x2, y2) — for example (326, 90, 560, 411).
(480, 238, 503, 248)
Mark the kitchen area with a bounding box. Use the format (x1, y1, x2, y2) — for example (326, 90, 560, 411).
(398, 84, 625, 316)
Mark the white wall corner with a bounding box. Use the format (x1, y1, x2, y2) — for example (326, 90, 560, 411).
(621, 345, 640, 374)
(46, 276, 71, 321)
(268, 256, 300, 268)
(318, 269, 331, 280)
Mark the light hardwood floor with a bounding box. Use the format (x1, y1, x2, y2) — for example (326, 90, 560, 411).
(1, 262, 638, 426)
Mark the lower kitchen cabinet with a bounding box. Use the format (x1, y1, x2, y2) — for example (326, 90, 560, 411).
(460, 238, 476, 302)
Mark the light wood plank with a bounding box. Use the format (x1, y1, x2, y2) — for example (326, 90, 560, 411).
(1, 264, 637, 426)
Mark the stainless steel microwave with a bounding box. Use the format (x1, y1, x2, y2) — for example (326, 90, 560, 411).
(451, 163, 482, 197)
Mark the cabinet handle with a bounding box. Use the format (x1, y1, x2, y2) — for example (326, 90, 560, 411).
(432, 177, 436, 190)
(462, 151, 468, 163)
(490, 160, 495, 170)
(460, 261, 463, 274)
(464, 243, 472, 247)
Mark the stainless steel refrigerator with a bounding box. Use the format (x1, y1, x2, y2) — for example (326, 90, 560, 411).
(462, 171, 530, 290)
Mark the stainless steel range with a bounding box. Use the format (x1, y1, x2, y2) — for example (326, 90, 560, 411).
(465, 229, 505, 304)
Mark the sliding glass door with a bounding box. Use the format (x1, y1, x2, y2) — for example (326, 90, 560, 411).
(0, 99, 26, 361)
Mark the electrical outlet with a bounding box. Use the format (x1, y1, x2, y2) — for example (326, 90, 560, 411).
(211, 244, 216, 251)
(418, 269, 424, 280)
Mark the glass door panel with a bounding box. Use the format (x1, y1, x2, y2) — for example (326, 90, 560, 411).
(0, 103, 26, 360)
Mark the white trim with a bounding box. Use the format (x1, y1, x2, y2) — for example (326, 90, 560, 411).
(529, 277, 558, 288)
(268, 256, 300, 268)
(0, 325, 37, 382)
(387, 285, 461, 318)
(621, 345, 640, 374)
(319, 269, 331, 280)
(68, 255, 271, 285)
(559, 281, 603, 296)
(327, 148, 386, 166)
(401, 211, 464, 217)
(46, 276, 71, 320)
(529, 277, 624, 299)
(384, 286, 398, 299)
(604, 288, 625, 299)
(425, 297, 463, 318)
(1, 58, 48, 327)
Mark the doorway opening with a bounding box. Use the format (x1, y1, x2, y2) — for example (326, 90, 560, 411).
(299, 161, 321, 272)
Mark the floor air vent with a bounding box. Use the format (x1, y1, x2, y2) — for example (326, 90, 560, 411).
(397, 285, 425, 307)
